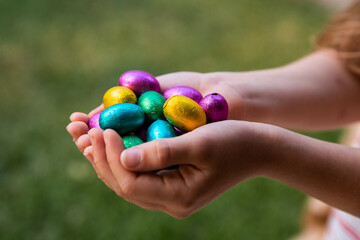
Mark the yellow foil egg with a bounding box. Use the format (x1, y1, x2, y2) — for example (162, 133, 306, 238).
(103, 86, 137, 109)
(163, 95, 206, 132)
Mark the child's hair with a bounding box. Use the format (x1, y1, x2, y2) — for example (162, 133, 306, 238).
(317, 2, 360, 78)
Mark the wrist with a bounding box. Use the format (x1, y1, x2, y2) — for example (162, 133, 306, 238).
(246, 122, 284, 178)
(216, 121, 284, 180)
(203, 68, 286, 122)
(203, 72, 249, 121)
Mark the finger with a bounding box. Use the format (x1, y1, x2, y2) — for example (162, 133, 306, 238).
(83, 144, 166, 211)
(84, 146, 115, 190)
(70, 112, 90, 124)
(102, 129, 172, 210)
(104, 129, 175, 204)
(76, 134, 91, 153)
(89, 128, 120, 192)
(66, 121, 89, 141)
(120, 134, 196, 172)
(83, 146, 94, 163)
(89, 104, 105, 117)
(157, 72, 203, 92)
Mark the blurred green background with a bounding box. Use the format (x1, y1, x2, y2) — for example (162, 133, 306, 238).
(0, 0, 342, 239)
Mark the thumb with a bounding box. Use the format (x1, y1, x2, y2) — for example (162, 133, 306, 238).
(120, 136, 196, 172)
(89, 104, 105, 117)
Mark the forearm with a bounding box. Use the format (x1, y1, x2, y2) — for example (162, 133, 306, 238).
(262, 126, 360, 216)
(207, 50, 360, 130)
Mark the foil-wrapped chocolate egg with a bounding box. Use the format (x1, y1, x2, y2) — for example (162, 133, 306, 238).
(119, 70, 161, 96)
(199, 93, 228, 122)
(163, 95, 206, 132)
(163, 86, 202, 103)
(89, 112, 101, 129)
(99, 103, 145, 135)
(129, 124, 147, 142)
(138, 91, 166, 122)
(103, 86, 137, 109)
(122, 135, 144, 149)
(147, 120, 177, 141)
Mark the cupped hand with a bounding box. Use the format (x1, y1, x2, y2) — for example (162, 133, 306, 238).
(66, 71, 247, 206)
(87, 120, 274, 218)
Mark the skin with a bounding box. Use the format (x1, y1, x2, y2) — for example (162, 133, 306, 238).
(66, 50, 360, 218)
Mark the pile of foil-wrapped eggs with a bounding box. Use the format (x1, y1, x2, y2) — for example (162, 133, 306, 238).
(89, 70, 228, 149)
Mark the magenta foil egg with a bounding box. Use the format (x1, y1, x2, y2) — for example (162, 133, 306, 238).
(163, 86, 202, 104)
(119, 70, 161, 96)
(89, 112, 101, 129)
(199, 93, 228, 123)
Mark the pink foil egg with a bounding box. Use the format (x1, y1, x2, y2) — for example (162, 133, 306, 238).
(119, 70, 161, 96)
(89, 112, 101, 129)
(163, 86, 203, 104)
(199, 93, 228, 123)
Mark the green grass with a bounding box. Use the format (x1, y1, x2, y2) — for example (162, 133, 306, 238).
(0, 0, 338, 239)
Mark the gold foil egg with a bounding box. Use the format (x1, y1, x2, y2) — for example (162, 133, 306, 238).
(163, 95, 206, 132)
(103, 86, 137, 109)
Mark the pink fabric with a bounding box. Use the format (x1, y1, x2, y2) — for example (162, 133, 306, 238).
(325, 209, 360, 240)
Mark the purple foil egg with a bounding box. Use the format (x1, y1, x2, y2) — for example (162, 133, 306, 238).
(129, 124, 147, 142)
(199, 93, 228, 123)
(119, 70, 161, 96)
(163, 86, 202, 104)
(89, 112, 101, 129)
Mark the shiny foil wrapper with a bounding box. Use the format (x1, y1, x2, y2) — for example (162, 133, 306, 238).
(146, 120, 177, 141)
(129, 124, 147, 142)
(99, 103, 144, 135)
(163, 86, 202, 103)
(89, 112, 101, 129)
(163, 95, 206, 132)
(138, 91, 165, 122)
(103, 86, 137, 109)
(122, 135, 144, 149)
(199, 93, 228, 122)
(119, 70, 161, 96)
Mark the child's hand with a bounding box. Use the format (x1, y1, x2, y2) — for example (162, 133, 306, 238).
(86, 120, 272, 218)
(66, 71, 247, 205)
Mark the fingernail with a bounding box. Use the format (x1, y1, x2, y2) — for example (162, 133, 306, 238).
(88, 131, 93, 139)
(84, 151, 94, 164)
(121, 149, 141, 169)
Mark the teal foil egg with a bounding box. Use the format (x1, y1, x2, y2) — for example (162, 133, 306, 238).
(147, 120, 177, 141)
(99, 103, 145, 135)
(122, 135, 144, 149)
(138, 91, 166, 122)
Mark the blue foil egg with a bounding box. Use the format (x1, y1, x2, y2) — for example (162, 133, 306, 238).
(99, 103, 145, 135)
(147, 120, 177, 141)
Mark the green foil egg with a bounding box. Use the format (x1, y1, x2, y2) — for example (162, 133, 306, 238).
(138, 91, 166, 122)
(122, 135, 144, 149)
(147, 120, 177, 141)
(99, 103, 145, 135)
